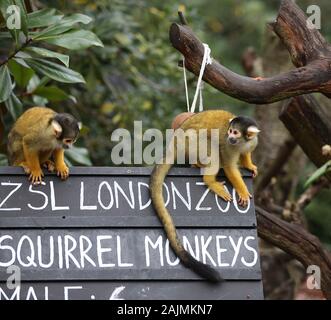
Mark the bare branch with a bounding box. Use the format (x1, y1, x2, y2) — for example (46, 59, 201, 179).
(169, 0, 331, 104)
(256, 206, 331, 299)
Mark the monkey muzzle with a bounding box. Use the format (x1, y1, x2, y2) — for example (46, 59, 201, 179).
(228, 137, 238, 145)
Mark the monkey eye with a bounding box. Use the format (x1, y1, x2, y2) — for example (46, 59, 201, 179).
(64, 139, 73, 144)
(233, 130, 239, 135)
(229, 129, 233, 134)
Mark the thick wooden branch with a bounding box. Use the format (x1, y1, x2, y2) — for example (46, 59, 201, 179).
(256, 206, 331, 299)
(279, 95, 331, 169)
(271, 0, 330, 67)
(169, 0, 331, 104)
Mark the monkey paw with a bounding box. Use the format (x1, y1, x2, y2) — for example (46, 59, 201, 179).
(247, 165, 258, 178)
(43, 160, 55, 173)
(236, 190, 252, 207)
(56, 164, 69, 180)
(209, 181, 232, 202)
(29, 168, 44, 185)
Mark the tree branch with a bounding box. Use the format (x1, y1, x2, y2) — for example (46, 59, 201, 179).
(279, 95, 331, 171)
(169, 0, 331, 104)
(256, 206, 331, 299)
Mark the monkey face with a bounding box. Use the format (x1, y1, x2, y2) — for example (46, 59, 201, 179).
(61, 137, 78, 149)
(227, 116, 260, 146)
(227, 127, 242, 145)
(52, 113, 81, 149)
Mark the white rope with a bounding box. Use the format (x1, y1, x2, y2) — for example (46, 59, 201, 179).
(182, 56, 190, 112)
(182, 43, 212, 114)
(199, 81, 204, 112)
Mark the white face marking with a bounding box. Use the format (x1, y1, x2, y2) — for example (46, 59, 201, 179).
(227, 127, 242, 139)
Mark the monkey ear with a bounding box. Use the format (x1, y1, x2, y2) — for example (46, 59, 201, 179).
(78, 122, 83, 130)
(246, 126, 260, 139)
(51, 120, 62, 137)
(229, 118, 234, 123)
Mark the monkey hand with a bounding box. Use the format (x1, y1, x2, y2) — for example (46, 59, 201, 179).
(209, 181, 232, 202)
(246, 164, 258, 178)
(29, 167, 44, 185)
(236, 189, 252, 207)
(56, 163, 69, 180)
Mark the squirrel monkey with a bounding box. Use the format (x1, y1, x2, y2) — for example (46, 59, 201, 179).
(8, 107, 80, 184)
(150, 110, 260, 282)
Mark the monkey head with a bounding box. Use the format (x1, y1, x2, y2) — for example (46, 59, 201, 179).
(51, 113, 81, 149)
(227, 116, 260, 146)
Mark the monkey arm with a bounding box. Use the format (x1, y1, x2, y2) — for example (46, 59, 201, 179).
(22, 138, 44, 184)
(240, 153, 258, 178)
(203, 172, 232, 202)
(53, 148, 69, 180)
(223, 166, 252, 207)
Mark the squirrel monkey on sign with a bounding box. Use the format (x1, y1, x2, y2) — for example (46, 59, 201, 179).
(8, 107, 80, 184)
(150, 110, 260, 282)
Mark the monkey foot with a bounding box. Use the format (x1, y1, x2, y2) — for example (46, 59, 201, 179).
(208, 181, 232, 202)
(43, 160, 55, 172)
(236, 191, 252, 207)
(253, 77, 264, 81)
(29, 168, 44, 185)
(56, 165, 69, 180)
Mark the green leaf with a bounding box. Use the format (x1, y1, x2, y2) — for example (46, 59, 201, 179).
(0, 0, 19, 44)
(33, 86, 70, 102)
(13, 0, 28, 36)
(44, 29, 104, 50)
(24, 47, 69, 67)
(33, 13, 93, 41)
(0, 0, 28, 38)
(304, 160, 331, 189)
(4, 92, 22, 120)
(8, 58, 34, 87)
(65, 146, 92, 166)
(32, 94, 48, 106)
(27, 74, 40, 92)
(0, 65, 13, 102)
(27, 8, 63, 28)
(24, 58, 85, 84)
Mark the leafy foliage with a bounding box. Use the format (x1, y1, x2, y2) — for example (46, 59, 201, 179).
(304, 160, 331, 188)
(0, 0, 104, 164)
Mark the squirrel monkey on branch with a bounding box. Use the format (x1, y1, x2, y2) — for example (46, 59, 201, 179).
(8, 107, 80, 184)
(150, 110, 260, 282)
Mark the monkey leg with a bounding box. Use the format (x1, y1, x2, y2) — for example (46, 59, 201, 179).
(223, 166, 252, 207)
(240, 153, 258, 178)
(203, 174, 232, 202)
(53, 148, 69, 180)
(22, 141, 44, 184)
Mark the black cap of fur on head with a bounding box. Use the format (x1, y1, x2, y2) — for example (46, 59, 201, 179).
(53, 113, 80, 140)
(229, 116, 259, 139)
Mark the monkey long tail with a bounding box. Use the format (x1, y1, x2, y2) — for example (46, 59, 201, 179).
(150, 162, 223, 283)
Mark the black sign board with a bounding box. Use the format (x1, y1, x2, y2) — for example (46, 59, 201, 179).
(0, 167, 263, 300)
